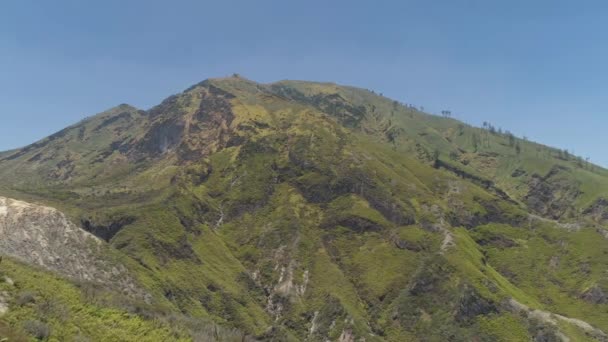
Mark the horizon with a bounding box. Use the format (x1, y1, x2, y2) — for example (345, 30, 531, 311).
(1, 1, 608, 166)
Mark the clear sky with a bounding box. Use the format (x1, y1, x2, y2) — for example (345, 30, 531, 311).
(1, 1, 607, 165)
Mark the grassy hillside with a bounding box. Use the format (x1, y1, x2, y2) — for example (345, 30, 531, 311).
(0, 257, 251, 341)
(1, 75, 607, 341)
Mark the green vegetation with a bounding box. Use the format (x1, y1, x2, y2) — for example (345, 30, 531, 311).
(0, 258, 188, 341)
(0, 75, 607, 340)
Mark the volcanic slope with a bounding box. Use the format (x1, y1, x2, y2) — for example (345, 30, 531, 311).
(1, 76, 608, 341)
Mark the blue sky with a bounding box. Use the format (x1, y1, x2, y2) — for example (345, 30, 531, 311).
(1, 0, 607, 165)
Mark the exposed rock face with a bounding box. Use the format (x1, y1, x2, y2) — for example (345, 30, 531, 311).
(138, 118, 185, 156)
(511, 168, 527, 177)
(455, 287, 497, 322)
(525, 166, 580, 220)
(584, 198, 608, 223)
(393, 238, 422, 252)
(338, 328, 356, 342)
(476, 234, 518, 248)
(179, 85, 237, 160)
(0, 197, 143, 298)
(134, 84, 238, 162)
(581, 285, 608, 304)
(80, 216, 136, 242)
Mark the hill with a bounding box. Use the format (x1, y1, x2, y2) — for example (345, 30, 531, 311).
(1, 75, 608, 341)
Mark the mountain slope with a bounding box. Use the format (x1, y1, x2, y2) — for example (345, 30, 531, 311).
(0, 196, 140, 295)
(1, 75, 608, 341)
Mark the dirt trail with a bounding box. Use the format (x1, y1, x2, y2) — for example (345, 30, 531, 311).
(527, 214, 582, 231)
(507, 298, 607, 341)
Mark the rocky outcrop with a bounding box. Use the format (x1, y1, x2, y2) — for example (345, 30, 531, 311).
(178, 85, 237, 161)
(80, 215, 136, 242)
(455, 287, 497, 322)
(435, 159, 516, 204)
(0, 196, 144, 298)
(584, 198, 608, 224)
(581, 285, 608, 304)
(525, 166, 580, 220)
(476, 234, 518, 248)
(131, 83, 239, 162)
(393, 238, 423, 252)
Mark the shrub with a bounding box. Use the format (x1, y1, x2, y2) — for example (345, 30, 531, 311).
(0, 320, 28, 341)
(73, 333, 92, 342)
(36, 298, 69, 322)
(23, 320, 50, 340)
(15, 291, 36, 306)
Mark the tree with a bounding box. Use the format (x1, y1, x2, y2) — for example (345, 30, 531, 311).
(433, 149, 440, 167)
(472, 133, 480, 152)
(386, 126, 402, 145)
(506, 132, 515, 147)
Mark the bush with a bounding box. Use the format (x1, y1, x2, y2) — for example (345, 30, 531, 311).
(0, 320, 29, 341)
(73, 333, 92, 342)
(15, 291, 36, 306)
(36, 298, 69, 322)
(23, 320, 50, 340)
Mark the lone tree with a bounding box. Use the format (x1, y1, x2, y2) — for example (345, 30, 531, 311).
(472, 133, 480, 152)
(487, 124, 496, 134)
(457, 123, 465, 136)
(506, 131, 515, 147)
(433, 149, 440, 168)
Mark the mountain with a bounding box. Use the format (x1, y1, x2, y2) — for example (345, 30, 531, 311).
(1, 75, 608, 341)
